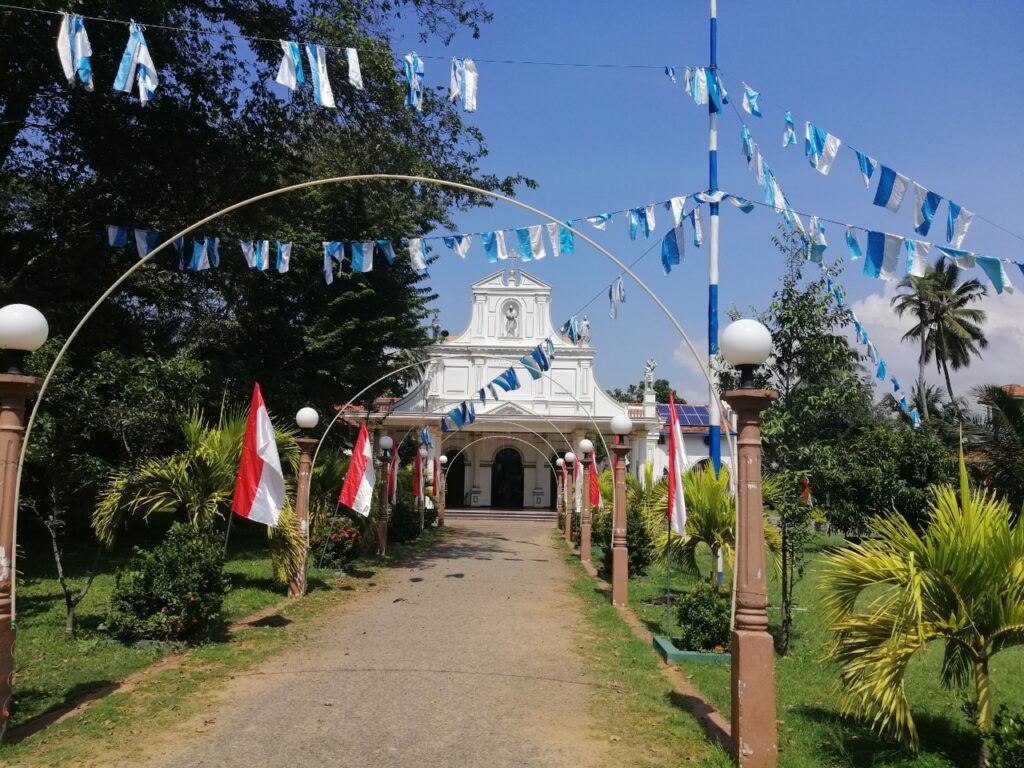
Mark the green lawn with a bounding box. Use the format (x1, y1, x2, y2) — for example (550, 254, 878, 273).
(613, 538, 1024, 768)
(11, 523, 332, 732)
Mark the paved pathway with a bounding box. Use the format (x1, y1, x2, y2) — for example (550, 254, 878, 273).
(148, 520, 608, 768)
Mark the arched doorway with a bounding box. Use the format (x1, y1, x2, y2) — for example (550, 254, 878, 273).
(549, 453, 560, 509)
(444, 451, 466, 508)
(490, 447, 524, 509)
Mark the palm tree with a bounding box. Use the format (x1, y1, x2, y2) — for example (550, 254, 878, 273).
(818, 452, 1024, 765)
(892, 258, 988, 414)
(94, 409, 305, 582)
(973, 384, 1024, 511)
(654, 463, 781, 586)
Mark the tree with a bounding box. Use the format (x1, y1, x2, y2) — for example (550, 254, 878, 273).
(819, 453, 1024, 766)
(892, 258, 988, 411)
(973, 384, 1024, 511)
(3, 1, 528, 528)
(607, 378, 681, 404)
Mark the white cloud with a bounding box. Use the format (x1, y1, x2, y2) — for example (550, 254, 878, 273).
(672, 337, 711, 405)
(848, 282, 1024, 404)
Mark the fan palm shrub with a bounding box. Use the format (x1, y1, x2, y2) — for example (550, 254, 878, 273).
(94, 409, 305, 583)
(818, 451, 1024, 763)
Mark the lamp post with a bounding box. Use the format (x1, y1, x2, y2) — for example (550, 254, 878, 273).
(437, 454, 448, 527)
(418, 445, 428, 531)
(563, 451, 576, 545)
(610, 414, 632, 606)
(289, 407, 319, 598)
(555, 457, 565, 530)
(578, 438, 594, 562)
(720, 318, 778, 768)
(0, 304, 48, 738)
(377, 435, 394, 556)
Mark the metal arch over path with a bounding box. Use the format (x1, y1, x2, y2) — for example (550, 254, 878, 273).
(12, 172, 737, 614)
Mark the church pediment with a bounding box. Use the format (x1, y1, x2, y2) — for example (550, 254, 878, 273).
(485, 401, 537, 418)
(471, 269, 552, 293)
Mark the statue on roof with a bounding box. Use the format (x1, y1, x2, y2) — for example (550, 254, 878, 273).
(580, 315, 591, 345)
(644, 357, 658, 390)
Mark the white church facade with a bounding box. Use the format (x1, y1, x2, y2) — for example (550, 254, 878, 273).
(354, 269, 732, 509)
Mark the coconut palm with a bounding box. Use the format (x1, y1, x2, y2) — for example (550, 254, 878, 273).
(892, 258, 988, 414)
(818, 451, 1024, 763)
(654, 463, 781, 586)
(94, 409, 305, 582)
(973, 384, 1024, 511)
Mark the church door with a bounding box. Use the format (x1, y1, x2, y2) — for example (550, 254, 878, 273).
(444, 452, 466, 508)
(490, 448, 524, 509)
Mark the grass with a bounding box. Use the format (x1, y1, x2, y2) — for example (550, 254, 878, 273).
(620, 537, 1024, 768)
(12, 521, 331, 733)
(5, 524, 443, 766)
(563, 545, 732, 768)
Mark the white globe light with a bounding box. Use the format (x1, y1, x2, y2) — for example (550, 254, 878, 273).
(419, 446, 428, 458)
(564, 451, 576, 465)
(295, 407, 319, 429)
(556, 457, 564, 467)
(438, 454, 448, 465)
(379, 435, 394, 451)
(610, 414, 633, 436)
(0, 304, 49, 352)
(578, 438, 594, 454)
(720, 318, 773, 367)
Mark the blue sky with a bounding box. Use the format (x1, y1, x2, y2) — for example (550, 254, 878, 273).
(390, 1, 1024, 402)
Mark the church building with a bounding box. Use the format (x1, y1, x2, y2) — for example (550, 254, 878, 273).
(353, 269, 733, 510)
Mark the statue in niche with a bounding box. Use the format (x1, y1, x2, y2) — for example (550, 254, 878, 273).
(644, 357, 658, 390)
(580, 315, 591, 345)
(503, 302, 519, 337)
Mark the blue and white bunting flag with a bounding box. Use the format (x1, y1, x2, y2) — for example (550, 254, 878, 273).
(482, 231, 508, 263)
(904, 239, 930, 278)
(910, 408, 922, 429)
(690, 207, 704, 247)
(377, 240, 396, 265)
(173, 237, 185, 270)
(443, 235, 471, 258)
(275, 41, 304, 90)
(585, 213, 613, 230)
(851, 148, 877, 188)
(706, 69, 723, 113)
(936, 245, 975, 269)
(876, 360, 887, 381)
(276, 241, 291, 273)
(689, 67, 708, 106)
(408, 237, 428, 274)
(664, 66, 676, 83)
(782, 111, 796, 147)
(403, 52, 425, 111)
(351, 242, 374, 273)
(727, 195, 754, 213)
(912, 183, 942, 237)
(448, 57, 478, 112)
(976, 256, 1014, 294)
(323, 241, 344, 285)
(344, 48, 363, 90)
(845, 227, 863, 260)
(873, 166, 910, 212)
(609, 276, 626, 319)
(863, 231, 903, 280)
(741, 126, 754, 166)
(190, 237, 218, 271)
(107, 225, 129, 247)
(134, 229, 160, 258)
(545, 221, 574, 255)
(57, 13, 93, 90)
(661, 225, 685, 275)
(808, 217, 827, 263)
(666, 196, 687, 225)
(304, 45, 336, 108)
(516, 225, 546, 261)
(741, 82, 761, 117)
(628, 207, 652, 240)
(804, 122, 842, 175)
(242, 240, 270, 271)
(946, 201, 975, 248)
(113, 22, 158, 105)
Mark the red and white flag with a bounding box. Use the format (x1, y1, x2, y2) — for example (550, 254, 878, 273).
(387, 450, 399, 505)
(231, 383, 285, 527)
(667, 391, 688, 536)
(589, 457, 603, 509)
(338, 424, 375, 517)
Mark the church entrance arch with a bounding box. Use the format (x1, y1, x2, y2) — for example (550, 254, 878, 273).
(549, 454, 561, 510)
(490, 447, 524, 509)
(444, 451, 466, 508)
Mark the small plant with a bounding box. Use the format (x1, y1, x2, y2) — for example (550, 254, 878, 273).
(311, 516, 361, 568)
(984, 706, 1024, 768)
(107, 522, 226, 644)
(675, 582, 731, 653)
(388, 500, 421, 543)
(600, 496, 655, 578)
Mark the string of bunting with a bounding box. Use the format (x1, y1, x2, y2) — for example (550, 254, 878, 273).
(105, 188, 726, 285)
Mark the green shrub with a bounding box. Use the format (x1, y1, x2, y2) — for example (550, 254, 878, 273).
(600, 500, 654, 578)
(107, 522, 226, 644)
(675, 582, 731, 652)
(985, 706, 1024, 767)
(310, 515, 362, 568)
(388, 500, 421, 543)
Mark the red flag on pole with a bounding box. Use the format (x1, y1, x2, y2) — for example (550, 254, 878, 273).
(231, 383, 284, 527)
(338, 424, 375, 517)
(802, 476, 812, 505)
(589, 457, 602, 509)
(387, 450, 399, 504)
(666, 392, 688, 536)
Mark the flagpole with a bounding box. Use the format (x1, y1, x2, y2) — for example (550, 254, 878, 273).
(665, 526, 673, 636)
(707, 0, 723, 479)
(222, 511, 235, 561)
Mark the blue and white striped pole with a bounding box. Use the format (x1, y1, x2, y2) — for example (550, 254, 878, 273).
(707, 0, 722, 479)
